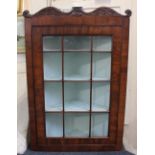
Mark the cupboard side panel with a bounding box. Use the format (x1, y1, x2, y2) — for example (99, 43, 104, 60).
(109, 30, 122, 143)
(116, 18, 130, 150)
(25, 18, 37, 146)
(32, 28, 46, 144)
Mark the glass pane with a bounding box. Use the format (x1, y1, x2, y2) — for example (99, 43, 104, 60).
(44, 82, 62, 111)
(64, 53, 90, 80)
(65, 113, 89, 137)
(43, 36, 61, 51)
(91, 113, 109, 137)
(43, 53, 62, 80)
(92, 82, 110, 112)
(64, 36, 91, 50)
(45, 113, 63, 137)
(64, 82, 90, 111)
(93, 36, 112, 51)
(93, 53, 111, 80)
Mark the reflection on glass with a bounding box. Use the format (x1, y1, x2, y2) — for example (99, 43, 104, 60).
(65, 113, 89, 137)
(45, 113, 63, 137)
(43, 36, 61, 51)
(44, 82, 62, 111)
(64, 53, 90, 80)
(93, 36, 112, 51)
(91, 113, 109, 137)
(93, 53, 111, 80)
(64, 82, 90, 111)
(92, 82, 110, 112)
(43, 53, 62, 80)
(64, 36, 91, 50)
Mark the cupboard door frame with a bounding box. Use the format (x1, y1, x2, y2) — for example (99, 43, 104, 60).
(24, 7, 131, 151)
(32, 26, 122, 148)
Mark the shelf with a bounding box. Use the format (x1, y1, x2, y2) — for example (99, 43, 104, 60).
(43, 53, 62, 80)
(43, 36, 61, 52)
(64, 50, 90, 52)
(92, 105, 109, 112)
(64, 80, 90, 82)
(44, 80, 110, 82)
(65, 129, 89, 137)
(45, 110, 109, 113)
(44, 80, 62, 82)
(65, 113, 89, 137)
(43, 50, 112, 53)
(64, 75, 90, 81)
(92, 53, 111, 80)
(92, 77, 110, 81)
(64, 52, 91, 80)
(64, 82, 90, 112)
(43, 50, 61, 53)
(44, 82, 62, 112)
(64, 101, 89, 112)
(91, 113, 109, 137)
(93, 36, 112, 51)
(45, 113, 63, 137)
(92, 82, 110, 112)
(64, 36, 91, 51)
(45, 101, 90, 112)
(93, 51, 112, 53)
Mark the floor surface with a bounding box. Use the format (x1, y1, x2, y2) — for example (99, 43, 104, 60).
(19, 149, 135, 155)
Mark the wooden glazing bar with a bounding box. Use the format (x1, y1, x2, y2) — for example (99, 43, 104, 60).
(61, 36, 65, 138)
(89, 36, 93, 137)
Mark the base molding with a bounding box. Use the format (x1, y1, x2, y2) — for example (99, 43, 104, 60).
(30, 144, 121, 152)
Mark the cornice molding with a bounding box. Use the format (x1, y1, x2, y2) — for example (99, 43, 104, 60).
(23, 7, 132, 18)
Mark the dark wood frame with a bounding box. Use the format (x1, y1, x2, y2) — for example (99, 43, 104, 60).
(23, 7, 131, 151)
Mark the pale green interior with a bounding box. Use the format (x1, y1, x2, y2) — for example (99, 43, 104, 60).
(93, 53, 111, 80)
(93, 36, 112, 51)
(44, 82, 62, 111)
(43, 53, 62, 80)
(46, 113, 109, 137)
(64, 113, 89, 137)
(46, 113, 63, 137)
(92, 82, 110, 111)
(91, 113, 109, 137)
(43, 36, 112, 138)
(64, 53, 90, 80)
(43, 36, 61, 51)
(64, 36, 91, 50)
(64, 82, 90, 111)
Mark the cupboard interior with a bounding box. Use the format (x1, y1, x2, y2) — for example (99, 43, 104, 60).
(43, 35, 112, 138)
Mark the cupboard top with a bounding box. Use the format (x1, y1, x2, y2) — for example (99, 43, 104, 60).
(23, 7, 132, 18)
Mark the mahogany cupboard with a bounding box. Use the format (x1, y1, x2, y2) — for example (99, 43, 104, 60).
(23, 7, 131, 151)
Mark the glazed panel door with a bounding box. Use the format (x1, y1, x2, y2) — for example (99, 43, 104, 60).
(32, 25, 122, 146)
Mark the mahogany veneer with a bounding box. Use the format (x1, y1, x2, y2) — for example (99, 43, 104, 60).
(23, 7, 131, 151)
